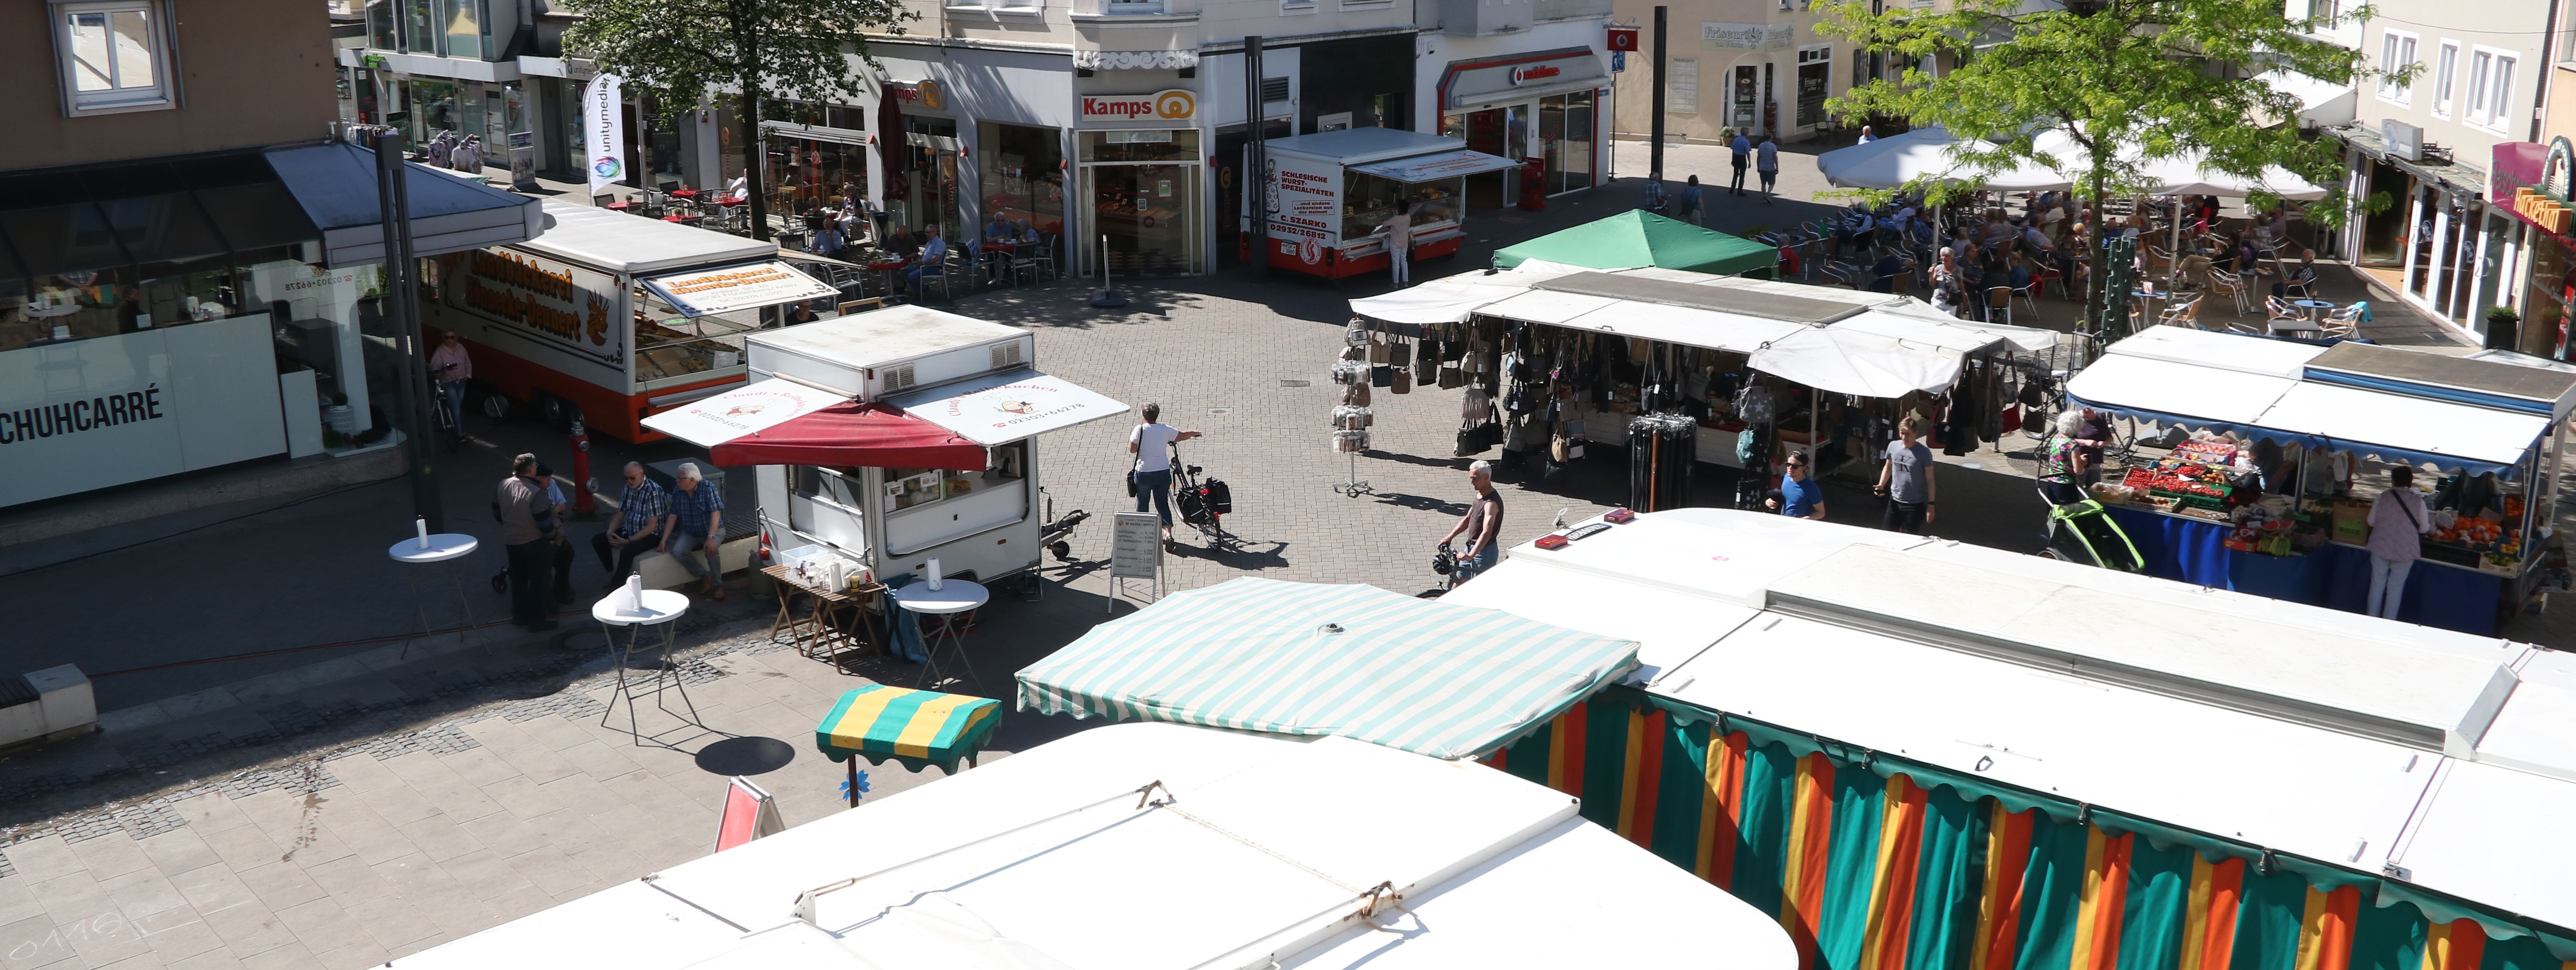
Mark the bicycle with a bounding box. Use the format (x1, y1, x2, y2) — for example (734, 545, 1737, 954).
(1166, 443, 1232, 548)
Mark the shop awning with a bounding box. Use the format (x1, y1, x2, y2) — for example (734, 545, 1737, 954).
(264, 142, 544, 268)
(641, 260, 839, 318)
(1747, 327, 1967, 397)
(813, 685, 1001, 774)
(2257, 382, 2549, 476)
(640, 378, 989, 470)
(1832, 309, 2059, 355)
(1814, 126, 2073, 191)
(1015, 577, 1639, 760)
(885, 367, 1130, 446)
(1345, 270, 1541, 324)
(2064, 354, 2301, 440)
(1351, 149, 1523, 183)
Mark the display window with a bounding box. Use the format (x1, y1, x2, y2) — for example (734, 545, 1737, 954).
(630, 289, 756, 388)
(1340, 173, 1461, 241)
(2520, 233, 2572, 359)
(978, 121, 1066, 241)
(883, 443, 1028, 555)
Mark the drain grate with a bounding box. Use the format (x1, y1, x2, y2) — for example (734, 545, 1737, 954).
(1208, 407, 1233, 416)
(1279, 379, 1311, 388)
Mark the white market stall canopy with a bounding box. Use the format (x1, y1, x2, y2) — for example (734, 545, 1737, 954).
(1350, 264, 2057, 396)
(387, 722, 1800, 970)
(1015, 577, 1640, 760)
(883, 367, 1131, 446)
(520, 198, 778, 273)
(1450, 507, 2576, 944)
(1814, 125, 2073, 191)
(1351, 149, 1524, 182)
(2066, 327, 2555, 476)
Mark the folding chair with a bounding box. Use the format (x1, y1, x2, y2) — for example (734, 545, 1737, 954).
(1986, 286, 2014, 327)
(2157, 294, 2205, 330)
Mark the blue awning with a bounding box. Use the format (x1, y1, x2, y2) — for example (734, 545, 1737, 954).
(265, 142, 543, 268)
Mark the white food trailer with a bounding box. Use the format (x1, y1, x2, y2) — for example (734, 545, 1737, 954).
(641, 306, 1126, 586)
(1257, 128, 1521, 279)
(423, 199, 841, 441)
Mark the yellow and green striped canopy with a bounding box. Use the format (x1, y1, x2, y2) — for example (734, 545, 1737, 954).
(814, 685, 1002, 773)
(1015, 577, 1639, 760)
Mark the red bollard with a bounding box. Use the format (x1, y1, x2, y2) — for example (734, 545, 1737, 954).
(569, 416, 597, 517)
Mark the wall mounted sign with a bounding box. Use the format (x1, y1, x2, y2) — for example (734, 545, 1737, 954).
(1080, 89, 1197, 122)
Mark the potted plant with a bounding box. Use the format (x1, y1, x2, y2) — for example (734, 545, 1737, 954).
(2484, 305, 2521, 352)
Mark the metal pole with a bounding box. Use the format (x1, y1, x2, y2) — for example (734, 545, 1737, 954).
(373, 131, 445, 532)
(1247, 36, 1270, 282)
(1650, 6, 1668, 183)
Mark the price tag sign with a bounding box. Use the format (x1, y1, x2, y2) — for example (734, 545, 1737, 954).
(1110, 512, 1162, 581)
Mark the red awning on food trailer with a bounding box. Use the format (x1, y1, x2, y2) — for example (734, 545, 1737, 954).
(706, 402, 987, 470)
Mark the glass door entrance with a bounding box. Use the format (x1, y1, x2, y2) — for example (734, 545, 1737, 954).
(1084, 164, 1200, 276)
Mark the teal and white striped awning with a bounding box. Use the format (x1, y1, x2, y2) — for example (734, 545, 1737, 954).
(1014, 578, 1639, 760)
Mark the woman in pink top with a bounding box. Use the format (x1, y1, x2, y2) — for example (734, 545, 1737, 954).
(2364, 466, 2430, 620)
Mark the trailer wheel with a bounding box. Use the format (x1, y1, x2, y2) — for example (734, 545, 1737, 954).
(1050, 540, 1072, 562)
(538, 392, 582, 433)
(481, 393, 512, 419)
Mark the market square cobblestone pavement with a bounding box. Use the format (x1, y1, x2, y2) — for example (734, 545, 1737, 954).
(0, 139, 2567, 969)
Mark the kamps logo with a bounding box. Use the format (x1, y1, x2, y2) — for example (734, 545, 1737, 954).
(1153, 90, 1194, 119)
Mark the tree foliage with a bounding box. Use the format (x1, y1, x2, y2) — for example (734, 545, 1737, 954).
(564, 0, 915, 239)
(1816, 0, 2389, 330)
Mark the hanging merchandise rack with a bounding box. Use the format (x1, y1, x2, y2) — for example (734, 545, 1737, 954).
(1627, 412, 1698, 511)
(1332, 405, 1375, 497)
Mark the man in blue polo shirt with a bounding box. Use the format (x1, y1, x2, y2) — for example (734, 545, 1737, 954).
(1778, 450, 1827, 521)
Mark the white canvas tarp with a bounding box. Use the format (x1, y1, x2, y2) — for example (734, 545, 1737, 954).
(1747, 327, 1965, 397)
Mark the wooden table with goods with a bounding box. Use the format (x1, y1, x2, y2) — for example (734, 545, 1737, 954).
(762, 565, 885, 671)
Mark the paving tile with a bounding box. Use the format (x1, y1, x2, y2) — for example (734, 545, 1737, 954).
(194, 824, 285, 872)
(91, 952, 167, 970)
(166, 949, 243, 970)
(344, 782, 437, 829)
(294, 854, 395, 910)
(65, 835, 152, 884)
(510, 713, 599, 752)
(269, 898, 371, 964)
(389, 814, 483, 864)
(0, 873, 41, 927)
(475, 776, 566, 821)
(432, 749, 522, 791)
(598, 770, 700, 820)
(169, 796, 253, 836)
(132, 912, 224, 964)
(195, 900, 295, 960)
(0, 838, 83, 886)
(97, 869, 189, 921)
(309, 798, 413, 867)
(232, 862, 326, 913)
(452, 810, 553, 862)
(565, 842, 648, 885)
(539, 766, 635, 821)
(457, 721, 581, 785)
(308, 939, 392, 970)
(429, 849, 535, 903)
(131, 831, 220, 884)
(343, 895, 440, 953)
(481, 885, 556, 925)
(28, 873, 111, 931)
(497, 845, 593, 899)
(550, 739, 650, 786)
(166, 865, 255, 922)
(311, 754, 403, 795)
(0, 912, 79, 969)
(235, 940, 321, 970)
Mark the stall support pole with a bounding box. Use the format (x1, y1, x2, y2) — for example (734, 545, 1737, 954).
(1649, 7, 1668, 182)
(1246, 36, 1270, 283)
(374, 130, 445, 534)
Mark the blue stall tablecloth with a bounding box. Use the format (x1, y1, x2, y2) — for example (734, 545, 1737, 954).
(2099, 504, 2498, 635)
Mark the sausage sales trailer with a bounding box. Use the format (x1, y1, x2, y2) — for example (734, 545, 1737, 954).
(642, 306, 1127, 585)
(424, 199, 840, 441)
(1257, 128, 1521, 279)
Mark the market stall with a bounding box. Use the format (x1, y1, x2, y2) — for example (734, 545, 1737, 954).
(1349, 262, 2055, 504)
(423, 199, 841, 441)
(2064, 327, 2573, 634)
(642, 306, 1128, 588)
(814, 683, 1000, 806)
(1258, 128, 1522, 279)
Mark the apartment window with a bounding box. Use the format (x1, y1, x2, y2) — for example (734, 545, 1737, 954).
(2433, 42, 2458, 117)
(52, 0, 175, 116)
(2306, 0, 2338, 18)
(1669, 57, 1698, 114)
(2377, 30, 2416, 103)
(2466, 48, 2518, 131)
(1105, 0, 1161, 12)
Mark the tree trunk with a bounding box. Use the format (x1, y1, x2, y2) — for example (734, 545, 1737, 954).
(739, 34, 767, 242)
(2089, 159, 2109, 347)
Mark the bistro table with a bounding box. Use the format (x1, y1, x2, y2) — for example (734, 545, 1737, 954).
(388, 531, 478, 656)
(592, 588, 704, 745)
(761, 564, 884, 670)
(2267, 318, 2325, 337)
(891, 579, 989, 687)
(2293, 299, 2337, 320)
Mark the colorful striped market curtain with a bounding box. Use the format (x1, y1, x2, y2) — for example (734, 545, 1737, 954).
(1484, 686, 2573, 970)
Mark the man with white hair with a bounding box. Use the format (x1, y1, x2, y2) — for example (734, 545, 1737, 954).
(593, 461, 666, 588)
(1438, 460, 1504, 585)
(660, 462, 727, 599)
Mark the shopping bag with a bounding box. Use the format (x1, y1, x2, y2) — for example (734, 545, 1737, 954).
(1391, 369, 1412, 394)
(1389, 341, 1411, 368)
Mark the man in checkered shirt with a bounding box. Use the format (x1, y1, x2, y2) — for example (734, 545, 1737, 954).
(591, 461, 666, 588)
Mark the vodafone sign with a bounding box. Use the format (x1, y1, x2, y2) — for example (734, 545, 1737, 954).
(1081, 89, 1197, 121)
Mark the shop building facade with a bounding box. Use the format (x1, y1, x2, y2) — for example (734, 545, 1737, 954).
(3, 0, 537, 509)
(2324, 0, 2550, 341)
(1604, 0, 1862, 145)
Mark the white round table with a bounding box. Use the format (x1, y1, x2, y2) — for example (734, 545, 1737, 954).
(892, 579, 989, 687)
(590, 589, 703, 745)
(389, 534, 480, 653)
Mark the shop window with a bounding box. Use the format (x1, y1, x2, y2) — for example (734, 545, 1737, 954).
(366, 0, 397, 49)
(440, 0, 486, 59)
(402, 0, 437, 54)
(978, 121, 1068, 242)
(52, 0, 175, 117)
(882, 446, 1026, 556)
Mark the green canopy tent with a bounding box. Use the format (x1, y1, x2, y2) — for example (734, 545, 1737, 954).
(1492, 210, 1780, 277)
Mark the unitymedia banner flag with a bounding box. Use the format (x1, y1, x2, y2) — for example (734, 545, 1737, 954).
(581, 74, 626, 194)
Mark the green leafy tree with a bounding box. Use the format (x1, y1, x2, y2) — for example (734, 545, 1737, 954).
(564, 0, 915, 240)
(1817, 0, 2388, 335)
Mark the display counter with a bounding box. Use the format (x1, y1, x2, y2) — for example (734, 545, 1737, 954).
(2099, 503, 2506, 635)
